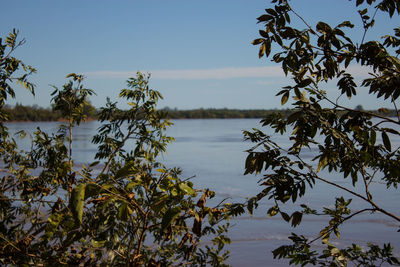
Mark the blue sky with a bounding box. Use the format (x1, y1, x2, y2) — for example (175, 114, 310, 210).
(1, 0, 398, 109)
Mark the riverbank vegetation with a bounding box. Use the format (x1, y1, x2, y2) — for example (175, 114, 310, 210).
(0, 32, 231, 266)
(4, 104, 399, 121)
(2, 0, 400, 266)
(241, 0, 400, 265)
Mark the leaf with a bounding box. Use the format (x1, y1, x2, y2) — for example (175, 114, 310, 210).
(259, 30, 269, 38)
(193, 217, 202, 237)
(115, 161, 136, 179)
(281, 92, 289, 105)
(84, 183, 100, 200)
(281, 212, 290, 222)
(118, 202, 132, 221)
(291, 211, 303, 227)
(161, 207, 181, 232)
(267, 206, 279, 217)
(257, 14, 274, 22)
(259, 42, 266, 58)
(247, 199, 254, 216)
(316, 22, 332, 34)
(252, 38, 264, 45)
(89, 161, 100, 167)
(317, 156, 328, 172)
(69, 183, 86, 225)
(91, 239, 106, 248)
(382, 131, 391, 151)
(287, 111, 302, 124)
(337, 21, 354, 28)
(179, 182, 196, 196)
(66, 73, 77, 79)
(369, 130, 376, 146)
(297, 79, 312, 88)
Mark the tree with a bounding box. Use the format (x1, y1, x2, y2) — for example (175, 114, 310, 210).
(0, 31, 231, 266)
(244, 0, 400, 265)
(0, 29, 36, 129)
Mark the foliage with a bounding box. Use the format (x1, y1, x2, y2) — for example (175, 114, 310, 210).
(165, 108, 292, 119)
(0, 29, 36, 123)
(2, 102, 97, 122)
(5, 104, 400, 121)
(244, 0, 400, 265)
(0, 31, 230, 266)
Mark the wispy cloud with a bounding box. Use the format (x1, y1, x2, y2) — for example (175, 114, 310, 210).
(85, 65, 373, 80)
(346, 65, 373, 78)
(85, 66, 285, 80)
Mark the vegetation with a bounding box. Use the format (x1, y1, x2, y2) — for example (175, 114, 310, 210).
(0, 31, 231, 266)
(5, 104, 400, 121)
(243, 0, 400, 265)
(2, 0, 400, 265)
(4, 106, 291, 121)
(3, 101, 97, 121)
(165, 108, 292, 119)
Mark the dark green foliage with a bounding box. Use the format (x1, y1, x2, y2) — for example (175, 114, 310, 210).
(165, 108, 293, 119)
(0, 32, 231, 266)
(243, 0, 400, 265)
(3, 102, 97, 121)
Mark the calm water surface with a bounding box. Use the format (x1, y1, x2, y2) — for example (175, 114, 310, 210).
(5, 119, 400, 266)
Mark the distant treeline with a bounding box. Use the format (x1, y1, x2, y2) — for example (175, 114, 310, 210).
(3, 103, 97, 121)
(164, 108, 293, 119)
(165, 107, 399, 119)
(3, 104, 399, 121)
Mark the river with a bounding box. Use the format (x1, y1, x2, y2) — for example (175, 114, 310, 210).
(5, 119, 400, 266)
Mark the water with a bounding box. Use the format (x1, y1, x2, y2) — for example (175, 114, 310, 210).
(4, 119, 400, 266)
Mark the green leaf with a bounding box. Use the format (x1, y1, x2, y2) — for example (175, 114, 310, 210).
(317, 156, 328, 172)
(369, 130, 376, 146)
(161, 207, 181, 232)
(382, 131, 391, 151)
(84, 183, 100, 200)
(69, 183, 86, 225)
(281, 92, 289, 105)
(297, 79, 312, 88)
(115, 161, 136, 179)
(91, 239, 106, 248)
(179, 182, 196, 196)
(118, 202, 132, 221)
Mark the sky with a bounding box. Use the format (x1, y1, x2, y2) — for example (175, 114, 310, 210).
(1, 0, 399, 110)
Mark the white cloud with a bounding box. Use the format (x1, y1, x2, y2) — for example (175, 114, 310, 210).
(85, 66, 285, 80)
(84, 65, 374, 80)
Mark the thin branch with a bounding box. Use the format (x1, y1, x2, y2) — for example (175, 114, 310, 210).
(0, 197, 57, 203)
(97, 125, 137, 179)
(360, 7, 379, 46)
(213, 197, 231, 209)
(391, 94, 400, 122)
(367, 169, 378, 187)
(308, 208, 376, 244)
(313, 174, 369, 202)
(287, 3, 319, 37)
(322, 92, 400, 125)
(265, 134, 400, 223)
(0, 233, 21, 252)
